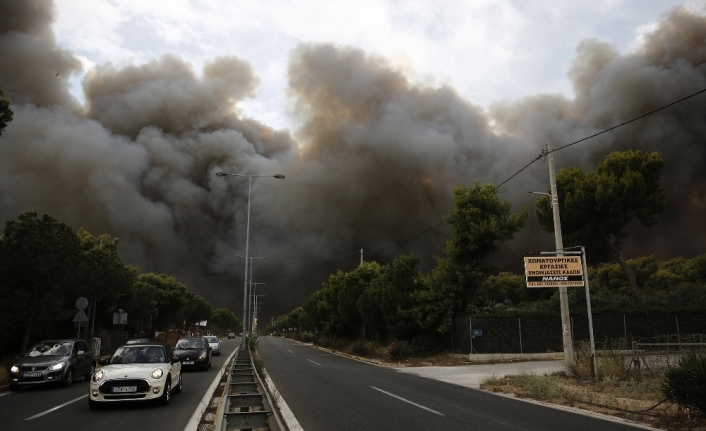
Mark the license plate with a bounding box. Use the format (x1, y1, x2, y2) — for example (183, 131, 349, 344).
(112, 386, 137, 393)
(24, 372, 41, 377)
(183, 361, 194, 365)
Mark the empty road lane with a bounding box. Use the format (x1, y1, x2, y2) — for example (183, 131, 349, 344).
(258, 337, 643, 431)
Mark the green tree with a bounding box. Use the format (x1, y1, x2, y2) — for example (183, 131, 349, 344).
(185, 293, 212, 329)
(210, 308, 241, 333)
(137, 273, 190, 340)
(535, 150, 666, 303)
(0, 213, 83, 353)
(414, 183, 528, 333)
(0, 88, 13, 137)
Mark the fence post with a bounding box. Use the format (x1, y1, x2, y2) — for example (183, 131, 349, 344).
(675, 316, 680, 344)
(623, 314, 627, 347)
(469, 316, 473, 355)
(519, 318, 523, 354)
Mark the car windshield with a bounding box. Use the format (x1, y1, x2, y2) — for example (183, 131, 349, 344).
(205, 337, 218, 343)
(176, 339, 205, 349)
(26, 341, 72, 357)
(125, 339, 149, 345)
(109, 346, 166, 364)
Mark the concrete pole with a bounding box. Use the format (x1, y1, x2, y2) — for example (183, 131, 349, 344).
(360, 249, 363, 267)
(547, 143, 574, 368)
(582, 246, 598, 377)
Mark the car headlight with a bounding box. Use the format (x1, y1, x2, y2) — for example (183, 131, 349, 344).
(92, 370, 104, 382)
(198, 351, 207, 359)
(48, 362, 65, 371)
(150, 369, 164, 379)
(10, 365, 19, 373)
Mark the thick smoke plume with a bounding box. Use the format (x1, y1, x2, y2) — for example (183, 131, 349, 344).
(1, 1, 705, 319)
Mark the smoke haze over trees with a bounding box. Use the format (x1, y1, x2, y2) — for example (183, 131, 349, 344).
(1, 0, 705, 322)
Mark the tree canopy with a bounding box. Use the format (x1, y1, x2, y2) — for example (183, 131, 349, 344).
(535, 150, 666, 302)
(0, 88, 12, 137)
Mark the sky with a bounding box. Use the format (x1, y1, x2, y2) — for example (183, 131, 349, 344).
(53, 0, 693, 131)
(2, 0, 705, 323)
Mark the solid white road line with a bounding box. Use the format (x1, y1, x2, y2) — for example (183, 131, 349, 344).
(0, 392, 12, 397)
(25, 395, 88, 420)
(370, 386, 444, 416)
(307, 359, 321, 366)
(184, 345, 239, 431)
(288, 350, 294, 353)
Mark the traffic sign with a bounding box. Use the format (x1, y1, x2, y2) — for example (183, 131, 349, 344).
(76, 297, 88, 309)
(73, 309, 88, 322)
(472, 329, 482, 338)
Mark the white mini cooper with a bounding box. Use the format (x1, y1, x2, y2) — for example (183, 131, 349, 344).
(88, 343, 182, 409)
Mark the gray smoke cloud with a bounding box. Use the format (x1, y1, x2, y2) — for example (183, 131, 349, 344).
(1, 1, 705, 320)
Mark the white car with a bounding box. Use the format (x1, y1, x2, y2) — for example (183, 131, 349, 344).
(203, 336, 221, 356)
(88, 343, 182, 409)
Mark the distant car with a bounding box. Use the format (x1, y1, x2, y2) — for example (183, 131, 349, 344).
(228, 332, 235, 339)
(173, 338, 211, 370)
(89, 343, 181, 409)
(125, 338, 150, 345)
(203, 336, 221, 355)
(9, 339, 95, 390)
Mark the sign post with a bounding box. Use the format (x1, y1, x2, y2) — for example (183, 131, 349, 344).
(74, 297, 89, 338)
(524, 249, 597, 377)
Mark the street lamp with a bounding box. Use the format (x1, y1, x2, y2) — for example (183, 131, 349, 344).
(249, 282, 266, 335)
(216, 171, 284, 348)
(236, 255, 267, 336)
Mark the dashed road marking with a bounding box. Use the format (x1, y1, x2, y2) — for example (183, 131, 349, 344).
(370, 386, 444, 416)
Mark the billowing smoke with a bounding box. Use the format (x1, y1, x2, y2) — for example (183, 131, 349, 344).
(1, 1, 705, 319)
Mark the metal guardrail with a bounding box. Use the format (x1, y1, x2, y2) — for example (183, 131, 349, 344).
(219, 346, 283, 431)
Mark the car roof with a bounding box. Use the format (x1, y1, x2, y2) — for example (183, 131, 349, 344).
(119, 343, 171, 348)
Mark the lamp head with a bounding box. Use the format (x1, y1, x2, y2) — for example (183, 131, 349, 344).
(273, 174, 285, 179)
(216, 172, 228, 177)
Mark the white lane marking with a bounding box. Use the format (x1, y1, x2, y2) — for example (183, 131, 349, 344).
(0, 392, 12, 397)
(370, 386, 444, 416)
(288, 350, 294, 353)
(307, 359, 321, 366)
(25, 395, 88, 420)
(184, 345, 239, 431)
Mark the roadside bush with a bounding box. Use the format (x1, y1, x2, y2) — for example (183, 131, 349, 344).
(387, 340, 413, 360)
(410, 335, 444, 357)
(352, 339, 370, 356)
(248, 335, 259, 351)
(300, 333, 313, 343)
(662, 351, 706, 415)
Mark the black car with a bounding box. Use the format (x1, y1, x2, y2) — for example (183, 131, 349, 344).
(173, 338, 211, 371)
(9, 339, 95, 390)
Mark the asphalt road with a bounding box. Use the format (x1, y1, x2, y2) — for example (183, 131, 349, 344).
(0, 338, 240, 431)
(259, 337, 643, 431)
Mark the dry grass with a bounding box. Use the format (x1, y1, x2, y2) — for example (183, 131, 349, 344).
(480, 346, 706, 431)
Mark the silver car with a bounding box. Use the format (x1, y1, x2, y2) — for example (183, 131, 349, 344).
(203, 336, 221, 356)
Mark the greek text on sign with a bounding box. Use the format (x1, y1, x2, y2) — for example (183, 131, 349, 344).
(524, 256, 584, 288)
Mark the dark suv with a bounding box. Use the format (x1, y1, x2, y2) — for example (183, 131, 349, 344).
(9, 339, 95, 390)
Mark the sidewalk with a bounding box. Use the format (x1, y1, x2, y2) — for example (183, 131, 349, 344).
(395, 359, 564, 389)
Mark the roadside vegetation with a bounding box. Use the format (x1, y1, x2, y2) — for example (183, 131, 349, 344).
(480, 343, 706, 430)
(267, 149, 705, 354)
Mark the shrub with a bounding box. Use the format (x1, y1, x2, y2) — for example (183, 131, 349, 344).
(300, 333, 313, 343)
(248, 335, 259, 351)
(662, 351, 706, 415)
(387, 340, 413, 360)
(352, 339, 369, 356)
(410, 335, 443, 357)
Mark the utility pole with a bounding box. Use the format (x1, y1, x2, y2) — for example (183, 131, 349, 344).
(547, 143, 574, 368)
(360, 249, 363, 267)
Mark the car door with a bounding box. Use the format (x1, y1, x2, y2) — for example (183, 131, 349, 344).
(166, 346, 180, 383)
(79, 341, 92, 374)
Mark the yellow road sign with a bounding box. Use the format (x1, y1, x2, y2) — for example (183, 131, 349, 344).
(524, 256, 584, 288)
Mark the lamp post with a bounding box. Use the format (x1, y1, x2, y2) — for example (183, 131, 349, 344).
(216, 171, 284, 348)
(236, 255, 267, 336)
(249, 282, 266, 335)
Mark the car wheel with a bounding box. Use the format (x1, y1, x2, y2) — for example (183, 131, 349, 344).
(61, 368, 74, 388)
(85, 362, 96, 381)
(9, 383, 20, 391)
(173, 373, 182, 394)
(88, 399, 102, 410)
(158, 378, 171, 406)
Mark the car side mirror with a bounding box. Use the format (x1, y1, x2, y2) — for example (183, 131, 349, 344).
(98, 358, 108, 366)
(77, 350, 85, 356)
(172, 357, 179, 364)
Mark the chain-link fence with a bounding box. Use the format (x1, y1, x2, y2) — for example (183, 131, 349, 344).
(451, 313, 706, 354)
